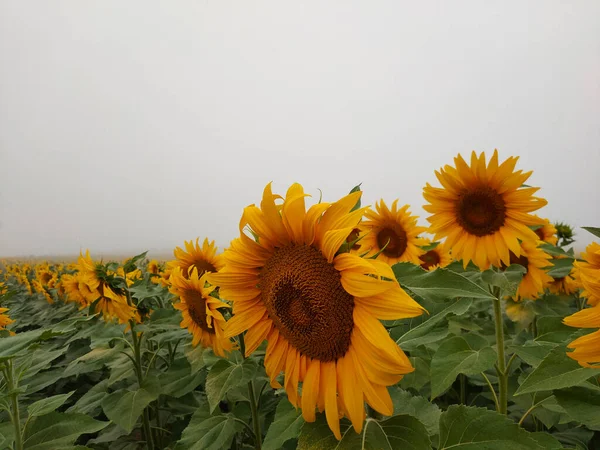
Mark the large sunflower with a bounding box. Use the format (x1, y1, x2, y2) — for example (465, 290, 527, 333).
(574, 242, 600, 306)
(418, 241, 452, 271)
(76, 251, 139, 325)
(505, 240, 553, 301)
(532, 216, 558, 245)
(208, 183, 425, 439)
(564, 306, 600, 367)
(169, 238, 224, 279)
(358, 200, 427, 265)
(423, 150, 547, 269)
(169, 267, 232, 357)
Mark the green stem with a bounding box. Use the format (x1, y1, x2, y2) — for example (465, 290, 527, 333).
(492, 291, 508, 414)
(239, 333, 262, 450)
(481, 372, 499, 411)
(459, 374, 466, 405)
(130, 322, 155, 450)
(4, 361, 23, 450)
(518, 395, 553, 426)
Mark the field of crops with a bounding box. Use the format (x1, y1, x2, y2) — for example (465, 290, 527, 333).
(1, 151, 599, 450)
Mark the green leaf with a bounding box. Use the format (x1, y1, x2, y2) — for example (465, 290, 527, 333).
(554, 387, 600, 430)
(205, 359, 258, 412)
(28, 392, 75, 418)
(582, 227, 600, 239)
(399, 357, 430, 392)
(393, 263, 494, 300)
(0, 329, 46, 360)
(395, 297, 472, 348)
(389, 387, 442, 436)
(66, 380, 109, 416)
(547, 258, 574, 279)
(438, 405, 544, 449)
(185, 344, 208, 373)
(20, 347, 68, 380)
(177, 397, 243, 450)
(263, 399, 304, 450)
(298, 414, 430, 450)
(508, 342, 557, 367)
(430, 335, 497, 399)
(539, 243, 572, 258)
(158, 358, 204, 398)
(481, 265, 526, 296)
(101, 387, 158, 433)
(349, 184, 362, 212)
(515, 346, 600, 395)
(23, 412, 108, 450)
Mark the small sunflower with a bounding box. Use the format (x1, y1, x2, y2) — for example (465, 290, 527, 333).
(147, 259, 160, 275)
(358, 200, 427, 265)
(418, 241, 452, 271)
(208, 183, 425, 439)
(0, 307, 14, 329)
(423, 150, 547, 269)
(564, 306, 600, 367)
(169, 267, 232, 356)
(574, 242, 600, 306)
(76, 251, 139, 325)
(532, 217, 558, 245)
(504, 240, 553, 301)
(169, 238, 224, 280)
(0, 282, 6, 296)
(60, 273, 88, 306)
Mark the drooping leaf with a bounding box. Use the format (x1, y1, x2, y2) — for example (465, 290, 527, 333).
(508, 341, 557, 368)
(547, 258, 574, 279)
(430, 335, 496, 399)
(66, 380, 109, 416)
(0, 329, 46, 360)
(438, 405, 544, 449)
(101, 387, 158, 433)
(158, 358, 204, 398)
(481, 265, 526, 297)
(205, 359, 258, 412)
(389, 387, 442, 436)
(28, 392, 75, 418)
(23, 412, 108, 450)
(177, 397, 244, 450)
(515, 346, 600, 396)
(582, 227, 600, 239)
(263, 399, 304, 450)
(393, 263, 494, 301)
(554, 387, 600, 430)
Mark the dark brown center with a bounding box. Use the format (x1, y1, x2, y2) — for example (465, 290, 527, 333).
(259, 244, 354, 362)
(376, 226, 408, 258)
(534, 228, 545, 241)
(501, 251, 529, 271)
(419, 250, 441, 270)
(456, 187, 506, 236)
(185, 290, 215, 334)
(184, 260, 217, 278)
(345, 228, 361, 250)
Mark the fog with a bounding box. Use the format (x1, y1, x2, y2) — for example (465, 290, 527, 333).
(1, 1, 599, 259)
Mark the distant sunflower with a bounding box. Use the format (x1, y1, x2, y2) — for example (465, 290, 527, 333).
(574, 242, 600, 306)
(548, 265, 581, 296)
(0, 282, 6, 296)
(169, 267, 232, 356)
(208, 183, 425, 439)
(504, 240, 553, 301)
(423, 150, 547, 269)
(0, 308, 14, 329)
(564, 306, 600, 367)
(532, 217, 558, 245)
(60, 273, 88, 306)
(76, 251, 139, 325)
(169, 238, 224, 280)
(358, 200, 427, 265)
(147, 259, 160, 275)
(418, 242, 452, 271)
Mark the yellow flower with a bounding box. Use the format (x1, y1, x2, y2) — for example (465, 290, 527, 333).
(169, 238, 224, 280)
(504, 298, 535, 327)
(548, 264, 581, 296)
(60, 273, 88, 307)
(564, 306, 600, 367)
(0, 307, 14, 329)
(147, 260, 160, 275)
(169, 268, 232, 356)
(418, 242, 452, 271)
(358, 200, 427, 265)
(505, 240, 553, 301)
(531, 216, 558, 245)
(208, 183, 425, 439)
(423, 150, 547, 269)
(574, 242, 600, 306)
(0, 282, 6, 296)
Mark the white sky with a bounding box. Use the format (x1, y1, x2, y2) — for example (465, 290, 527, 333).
(1, 1, 599, 258)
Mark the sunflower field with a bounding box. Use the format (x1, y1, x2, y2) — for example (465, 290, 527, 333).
(1, 150, 600, 450)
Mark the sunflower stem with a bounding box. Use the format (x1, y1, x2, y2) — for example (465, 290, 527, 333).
(459, 373, 466, 405)
(492, 289, 508, 414)
(248, 380, 263, 450)
(130, 320, 155, 450)
(2, 361, 23, 450)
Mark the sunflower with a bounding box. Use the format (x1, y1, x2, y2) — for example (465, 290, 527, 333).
(60, 273, 88, 306)
(548, 265, 581, 296)
(532, 216, 558, 245)
(418, 241, 452, 271)
(0, 308, 13, 329)
(564, 306, 600, 367)
(574, 242, 600, 306)
(504, 240, 553, 301)
(76, 251, 139, 325)
(0, 282, 6, 296)
(208, 183, 425, 439)
(169, 238, 224, 280)
(169, 267, 232, 356)
(147, 259, 160, 275)
(423, 150, 547, 270)
(358, 200, 427, 265)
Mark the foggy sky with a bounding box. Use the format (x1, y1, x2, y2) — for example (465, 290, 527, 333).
(1, 1, 599, 258)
